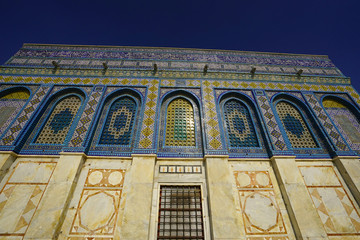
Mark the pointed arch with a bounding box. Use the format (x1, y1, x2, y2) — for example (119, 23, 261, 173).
(223, 99, 259, 148)
(165, 97, 195, 147)
(34, 94, 82, 144)
(158, 90, 203, 157)
(0, 87, 31, 136)
(275, 100, 318, 149)
(322, 96, 360, 151)
(88, 89, 142, 156)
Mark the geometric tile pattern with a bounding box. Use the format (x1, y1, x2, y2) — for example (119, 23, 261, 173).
(138, 79, 159, 149)
(224, 100, 258, 148)
(69, 88, 103, 147)
(276, 101, 318, 149)
(304, 94, 349, 151)
(323, 99, 360, 151)
(0, 161, 56, 237)
(35, 96, 82, 144)
(159, 165, 202, 174)
(99, 97, 137, 145)
(256, 95, 288, 151)
(300, 165, 360, 236)
(69, 169, 125, 238)
(0, 89, 30, 136)
(165, 98, 195, 147)
(234, 171, 288, 237)
(1, 86, 50, 145)
(202, 80, 223, 150)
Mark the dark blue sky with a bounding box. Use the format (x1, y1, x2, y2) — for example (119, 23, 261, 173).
(1, 0, 359, 90)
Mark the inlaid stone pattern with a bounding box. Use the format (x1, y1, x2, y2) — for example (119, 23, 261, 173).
(0, 90, 30, 137)
(1, 86, 50, 145)
(234, 171, 288, 238)
(35, 96, 82, 144)
(300, 165, 360, 237)
(68, 169, 125, 239)
(99, 97, 137, 146)
(165, 98, 195, 147)
(224, 100, 258, 148)
(276, 101, 317, 149)
(0, 161, 56, 237)
(323, 99, 360, 151)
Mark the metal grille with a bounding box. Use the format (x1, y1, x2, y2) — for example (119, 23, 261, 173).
(157, 185, 204, 239)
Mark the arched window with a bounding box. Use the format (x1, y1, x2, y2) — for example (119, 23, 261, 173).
(35, 95, 82, 144)
(99, 96, 137, 145)
(323, 98, 360, 149)
(0, 89, 30, 136)
(223, 99, 258, 148)
(276, 101, 318, 148)
(165, 98, 195, 147)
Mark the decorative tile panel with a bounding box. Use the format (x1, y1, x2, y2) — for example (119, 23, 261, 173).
(165, 98, 195, 147)
(1, 86, 50, 145)
(304, 94, 349, 151)
(35, 96, 82, 144)
(275, 101, 317, 148)
(99, 97, 137, 146)
(300, 165, 360, 237)
(159, 165, 202, 174)
(255, 94, 287, 151)
(202, 81, 223, 150)
(0, 90, 30, 136)
(69, 87, 103, 147)
(323, 99, 360, 152)
(224, 100, 258, 148)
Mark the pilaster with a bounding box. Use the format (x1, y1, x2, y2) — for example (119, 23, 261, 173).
(0, 151, 17, 182)
(271, 156, 328, 240)
(205, 155, 244, 240)
(23, 152, 86, 240)
(119, 154, 156, 240)
(333, 156, 360, 205)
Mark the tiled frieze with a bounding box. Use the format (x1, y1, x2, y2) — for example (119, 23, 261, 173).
(0, 86, 50, 145)
(0, 160, 56, 237)
(69, 87, 104, 148)
(299, 164, 360, 237)
(304, 93, 349, 151)
(159, 87, 201, 100)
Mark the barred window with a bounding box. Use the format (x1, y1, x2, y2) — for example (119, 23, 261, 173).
(157, 185, 204, 240)
(35, 95, 81, 144)
(276, 101, 317, 148)
(165, 98, 195, 147)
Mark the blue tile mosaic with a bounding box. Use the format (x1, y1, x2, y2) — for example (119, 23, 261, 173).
(99, 97, 137, 145)
(224, 100, 258, 148)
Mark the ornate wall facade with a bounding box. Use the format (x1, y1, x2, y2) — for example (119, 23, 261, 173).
(0, 44, 360, 239)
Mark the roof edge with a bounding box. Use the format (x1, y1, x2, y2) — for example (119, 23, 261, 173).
(21, 43, 330, 58)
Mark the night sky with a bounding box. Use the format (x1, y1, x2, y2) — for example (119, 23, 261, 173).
(1, 0, 359, 90)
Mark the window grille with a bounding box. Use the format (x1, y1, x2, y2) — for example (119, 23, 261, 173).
(157, 185, 204, 239)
